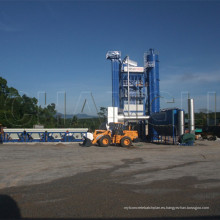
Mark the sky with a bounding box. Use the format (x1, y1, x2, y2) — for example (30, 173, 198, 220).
(0, 0, 220, 115)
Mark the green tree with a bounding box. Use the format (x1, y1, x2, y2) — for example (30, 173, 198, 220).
(97, 107, 107, 122)
(0, 76, 58, 128)
(38, 103, 57, 128)
(6, 87, 19, 98)
(71, 115, 78, 127)
(56, 114, 63, 128)
(0, 77, 8, 95)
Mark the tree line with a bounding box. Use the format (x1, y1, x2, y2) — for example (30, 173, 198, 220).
(0, 76, 107, 129)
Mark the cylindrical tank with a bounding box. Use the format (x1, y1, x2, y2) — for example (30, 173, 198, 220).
(146, 48, 160, 141)
(188, 99, 195, 133)
(178, 110, 185, 136)
(146, 48, 160, 115)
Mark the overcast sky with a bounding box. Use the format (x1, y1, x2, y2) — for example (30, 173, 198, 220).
(0, 0, 220, 115)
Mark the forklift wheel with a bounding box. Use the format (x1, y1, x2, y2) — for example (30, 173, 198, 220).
(121, 136, 132, 147)
(98, 135, 110, 147)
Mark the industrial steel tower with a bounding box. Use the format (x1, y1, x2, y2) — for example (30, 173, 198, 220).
(106, 49, 161, 140)
(145, 48, 160, 114)
(145, 48, 160, 140)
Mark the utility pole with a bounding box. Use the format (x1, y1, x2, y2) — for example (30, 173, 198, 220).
(64, 92, 66, 125)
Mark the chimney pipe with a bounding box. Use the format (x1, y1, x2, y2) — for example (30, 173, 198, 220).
(188, 99, 195, 133)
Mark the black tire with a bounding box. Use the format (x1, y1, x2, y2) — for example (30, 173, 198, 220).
(121, 136, 132, 147)
(98, 135, 111, 147)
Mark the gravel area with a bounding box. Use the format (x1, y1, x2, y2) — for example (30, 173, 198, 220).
(0, 140, 220, 218)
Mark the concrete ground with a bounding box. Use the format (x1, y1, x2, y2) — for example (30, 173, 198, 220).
(0, 140, 220, 219)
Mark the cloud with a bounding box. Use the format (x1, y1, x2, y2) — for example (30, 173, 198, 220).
(161, 68, 220, 87)
(180, 72, 198, 82)
(159, 66, 220, 112)
(180, 70, 220, 83)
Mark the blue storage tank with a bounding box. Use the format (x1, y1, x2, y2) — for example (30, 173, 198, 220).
(145, 49, 160, 140)
(146, 48, 160, 114)
(149, 109, 179, 136)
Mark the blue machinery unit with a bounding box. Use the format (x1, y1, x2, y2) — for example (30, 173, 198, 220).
(149, 109, 185, 144)
(106, 49, 187, 143)
(106, 49, 161, 141)
(106, 49, 159, 115)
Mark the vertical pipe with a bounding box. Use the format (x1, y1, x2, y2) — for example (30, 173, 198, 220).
(188, 99, 195, 133)
(178, 110, 185, 136)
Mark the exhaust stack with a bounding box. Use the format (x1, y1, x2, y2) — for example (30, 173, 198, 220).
(188, 99, 195, 133)
(178, 110, 185, 136)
